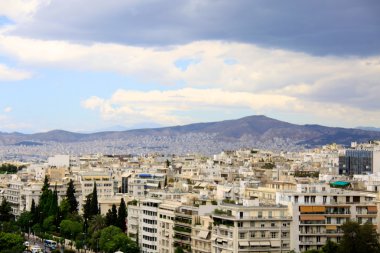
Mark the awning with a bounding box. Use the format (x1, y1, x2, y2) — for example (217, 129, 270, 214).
(198, 231, 209, 239)
(194, 182, 201, 187)
(326, 225, 337, 230)
(250, 242, 261, 246)
(300, 206, 326, 213)
(216, 238, 223, 243)
(239, 241, 250, 247)
(146, 183, 159, 188)
(260, 241, 271, 246)
(368, 206, 377, 213)
(300, 215, 325, 221)
(200, 183, 208, 187)
(271, 240, 281, 247)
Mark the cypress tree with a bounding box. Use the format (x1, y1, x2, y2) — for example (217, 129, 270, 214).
(0, 197, 13, 222)
(38, 175, 52, 222)
(48, 184, 58, 216)
(90, 182, 99, 216)
(117, 198, 127, 232)
(66, 179, 79, 213)
(105, 206, 117, 226)
(83, 194, 92, 220)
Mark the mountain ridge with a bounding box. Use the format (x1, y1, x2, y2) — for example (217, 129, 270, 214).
(1, 115, 380, 147)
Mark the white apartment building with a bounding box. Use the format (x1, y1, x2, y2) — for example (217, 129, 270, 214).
(140, 199, 162, 253)
(211, 200, 292, 253)
(276, 183, 378, 252)
(157, 201, 181, 253)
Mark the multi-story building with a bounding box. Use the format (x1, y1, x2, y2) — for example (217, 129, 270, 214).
(339, 149, 380, 175)
(191, 215, 213, 253)
(157, 201, 181, 253)
(140, 199, 162, 253)
(277, 183, 378, 252)
(211, 200, 291, 253)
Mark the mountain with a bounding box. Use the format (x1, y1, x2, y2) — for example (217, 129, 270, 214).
(1, 115, 380, 148)
(356, 126, 380, 132)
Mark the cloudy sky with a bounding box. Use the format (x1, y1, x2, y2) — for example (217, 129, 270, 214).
(0, 0, 379, 133)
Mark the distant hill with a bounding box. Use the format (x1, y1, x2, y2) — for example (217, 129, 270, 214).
(1, 115, 380, 148)
(356, 126, 380, 132)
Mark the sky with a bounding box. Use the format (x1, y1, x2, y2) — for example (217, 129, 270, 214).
(0, 0, 379, 133)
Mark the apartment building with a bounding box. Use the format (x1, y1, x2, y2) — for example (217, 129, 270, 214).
(277, 183, 378, 252)
(211, 200, 291, 253)
(191, 215, 213, 253)
(140, 199, 162, 253)
(157, 201, 181, 253)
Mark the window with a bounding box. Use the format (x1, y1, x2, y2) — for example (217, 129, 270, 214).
(268, 211, 272, 218)
(311, 196, 316, 203)
(237, 222, 243, 228)
(271, 223, 275, 227)
(239, 233, 245, 239)
(250, 232, 255, 238)
(271, 232, 277, 238)
(305, 196, 310, 203)
(258, 211, 262, 218)
(323, 196, 327, 204)
(261, 223, 265, 228)
(317, 237, 321, 243)
(261, 232, 265, 238)
(295, 196, 299, 203)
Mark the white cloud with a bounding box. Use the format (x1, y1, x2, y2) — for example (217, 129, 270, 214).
(3, 107, 12, 113)
(1, 33, 380, 127)
(0, 63, 32, 81)
(0, 0, 50, 22)
(82, 88, 380, 128)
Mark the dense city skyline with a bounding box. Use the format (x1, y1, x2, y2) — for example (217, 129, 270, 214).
(0, 0, 379, 133)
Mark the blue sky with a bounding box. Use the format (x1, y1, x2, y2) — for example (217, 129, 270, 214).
(0, 0, 379, 132)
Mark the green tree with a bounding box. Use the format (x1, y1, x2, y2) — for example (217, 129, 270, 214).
(59, 198, 71, 219)
(322, 239, 338, 253)
(16, 211, 33, 233)
(0, 232, 24, 253)
(59, 219, 82, 240)
(48, 184, 59, 217)
(117, 198, 127, 232)
(90, 183, 99, 216)
(175, 247, 184, 253)
(38, 175, 53, 223)
(83, 194, 92, 220)
(42, 215, 56, 232)
(0, 198, 13, 222)
(66, 179, 78, 214)
(99, 226, 138, 253)
(30, 199, 38, 224)
(105, 204, 117, 227)
(339, 220, 380, 253)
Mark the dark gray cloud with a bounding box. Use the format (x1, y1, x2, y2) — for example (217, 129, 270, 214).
(9, 0, 380, 56)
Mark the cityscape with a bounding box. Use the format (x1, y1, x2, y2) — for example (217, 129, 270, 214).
(0, 1, 380, 253)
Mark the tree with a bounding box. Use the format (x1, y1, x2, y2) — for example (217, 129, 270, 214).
(59, 220, 82, 240)
(105, 204, 117, 227)
(16, 211, 33, 233)
(66, 179, 79, 213)
(339, 220, 380, 253)
(99, 226, 138, 253)
(0, 198, 13, 222)
(30, 199, 38, 224)
(175, 247, 184, 253)
(88, 214, 106, 236)
(83, 194, 92, 221)
(322, 239, 338, 253)
(0, 232, 24, 253)
(117, 198, 127, 232)
(48, 184, 59, 217)
(90, 183, 99, 216)
(38, 175, 53, 222)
